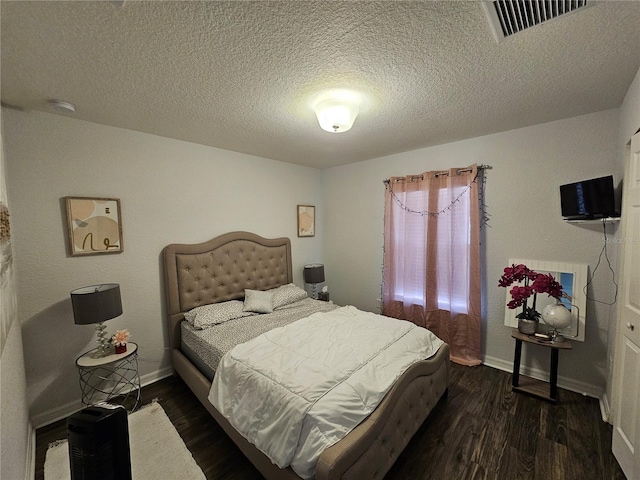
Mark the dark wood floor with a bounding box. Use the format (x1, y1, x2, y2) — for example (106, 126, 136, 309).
(36, 363, 625, 480)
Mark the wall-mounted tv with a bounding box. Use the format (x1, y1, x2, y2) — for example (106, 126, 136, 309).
(560, 175, 619, 220)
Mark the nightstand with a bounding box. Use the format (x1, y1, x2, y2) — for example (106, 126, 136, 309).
(76, 342, 141, 411)
(511, 329, 572, 403)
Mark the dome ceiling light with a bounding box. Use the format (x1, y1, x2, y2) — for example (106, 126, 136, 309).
(311, 90, 362, 134)
(48, 99, 76, 113)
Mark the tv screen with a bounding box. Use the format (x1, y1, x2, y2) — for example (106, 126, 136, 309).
(560, 175, 618, 220)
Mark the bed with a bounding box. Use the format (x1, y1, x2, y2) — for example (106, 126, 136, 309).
(162, 231, 450, 480)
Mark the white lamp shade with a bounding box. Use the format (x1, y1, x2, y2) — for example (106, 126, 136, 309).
(314, 98, 359, 133)
(541, 303, 573, 330)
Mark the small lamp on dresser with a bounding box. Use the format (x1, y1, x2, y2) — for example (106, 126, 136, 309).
(70, 283, 123, 358)
(303, 264, 325, 300)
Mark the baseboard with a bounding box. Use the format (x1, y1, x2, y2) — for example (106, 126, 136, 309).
(482, 355, 513, 374)
(31, 367, 174, 429)
(482, 355, 604, 400)
(31, 398, 83, 430)
(139, 366, 174, 389)
(600, 391, 611, 424)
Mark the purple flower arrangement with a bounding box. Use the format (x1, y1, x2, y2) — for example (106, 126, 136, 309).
(498, 264, 564, 321)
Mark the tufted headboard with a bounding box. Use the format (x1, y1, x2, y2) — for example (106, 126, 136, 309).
(162, 231, 293, 349)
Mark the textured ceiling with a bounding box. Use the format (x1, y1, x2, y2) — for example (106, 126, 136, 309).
(2, 1, 639, 169)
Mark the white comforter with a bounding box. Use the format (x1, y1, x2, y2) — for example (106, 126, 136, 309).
(208, 306, 444, 479)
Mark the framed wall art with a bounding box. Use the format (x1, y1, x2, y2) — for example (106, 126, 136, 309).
(297, 205, 315, 237)
(65, 197, 124, 256)
(502, 258, 588, 342)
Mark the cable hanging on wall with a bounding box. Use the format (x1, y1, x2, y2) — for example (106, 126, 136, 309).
(382, 164, 492, 228)
(583, 218, 618, 305)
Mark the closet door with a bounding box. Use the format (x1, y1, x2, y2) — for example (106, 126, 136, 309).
(612, 132, 640, 479)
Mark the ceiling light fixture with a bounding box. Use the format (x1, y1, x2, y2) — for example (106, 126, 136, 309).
(312, 90, 361, 133)
(48, 99, 76, 113)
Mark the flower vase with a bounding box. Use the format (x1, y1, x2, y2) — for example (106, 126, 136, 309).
(517, 318, 537, 335)
(114, 343, 127, 354)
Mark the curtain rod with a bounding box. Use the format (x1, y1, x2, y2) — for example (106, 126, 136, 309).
(383, 164, 492, 184)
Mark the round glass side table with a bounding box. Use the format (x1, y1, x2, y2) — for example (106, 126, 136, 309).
(75, 342, 141, 411)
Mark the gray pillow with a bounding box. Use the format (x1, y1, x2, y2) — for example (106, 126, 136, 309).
(243, 289, 274, 314)
(184, 301, 252, 330)
(272, 283, 308, 309)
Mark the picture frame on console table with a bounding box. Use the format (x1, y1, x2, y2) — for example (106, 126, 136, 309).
(65, 196, 124, 256)
(297, 205, 315, 237)
(502, 258, 587, 342)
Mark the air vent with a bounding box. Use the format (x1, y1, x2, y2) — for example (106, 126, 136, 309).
(483, 0, 590, 43)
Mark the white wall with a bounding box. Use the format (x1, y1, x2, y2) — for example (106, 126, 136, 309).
(323, 109, 621, 397)
(3, 109, 325, 426)
(0, 108, 32, 480)
(619, 67, 640, 147)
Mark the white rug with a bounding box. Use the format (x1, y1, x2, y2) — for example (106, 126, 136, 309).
(44, 402, 206, 480)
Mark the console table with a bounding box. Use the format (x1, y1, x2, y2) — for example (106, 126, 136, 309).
(511, 329, 572, 403)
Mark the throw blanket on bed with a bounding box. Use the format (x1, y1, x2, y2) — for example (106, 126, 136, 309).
(208, 305, 444, 479)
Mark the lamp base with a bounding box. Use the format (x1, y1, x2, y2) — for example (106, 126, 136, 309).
(548, 330, 566, 343)
(92, 322, 110, 358)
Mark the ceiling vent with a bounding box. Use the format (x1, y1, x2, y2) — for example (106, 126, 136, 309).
(483, 0, 590, 43)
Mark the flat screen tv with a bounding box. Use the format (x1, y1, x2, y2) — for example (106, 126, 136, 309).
(560, 175, 619, 220)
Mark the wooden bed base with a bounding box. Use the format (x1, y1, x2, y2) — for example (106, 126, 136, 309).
(162, 231, 450, 480)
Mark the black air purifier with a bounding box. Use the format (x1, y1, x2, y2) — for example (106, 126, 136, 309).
(67, 403, 132, 480)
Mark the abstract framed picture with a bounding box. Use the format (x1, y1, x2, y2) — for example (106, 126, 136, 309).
(65, 197, 124, 256)
(297, 205, 315, 237)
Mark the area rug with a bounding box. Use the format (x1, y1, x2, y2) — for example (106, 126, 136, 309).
(44, 402, 206, 480)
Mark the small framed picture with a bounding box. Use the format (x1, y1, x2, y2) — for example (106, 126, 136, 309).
(65, 197, 124, 256)
(297, 205, 315, 237)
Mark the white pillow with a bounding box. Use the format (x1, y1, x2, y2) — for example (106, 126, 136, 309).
(272, 283, 308, 309)
(184, 301, 251, 329)
(243, 289, 274, 314)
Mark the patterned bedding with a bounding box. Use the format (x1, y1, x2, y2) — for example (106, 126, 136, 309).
(181, 298, 338, 378)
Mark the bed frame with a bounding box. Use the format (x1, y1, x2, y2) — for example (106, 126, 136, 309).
(162, 231, 450, 480)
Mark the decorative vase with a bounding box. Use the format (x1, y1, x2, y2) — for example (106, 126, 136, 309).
(114, 343, 127, 354)
(517, 317, 538, 335)
(542, 302, 572, 331)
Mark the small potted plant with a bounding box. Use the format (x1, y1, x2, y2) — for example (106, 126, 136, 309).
(498, 264, 565, 335)
(111, 329, 130, 354)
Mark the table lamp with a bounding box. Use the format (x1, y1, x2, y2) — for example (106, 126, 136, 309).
(303, 264, 325, 300)
(71, 283, 123, 358)
(541, 301, 574, 343)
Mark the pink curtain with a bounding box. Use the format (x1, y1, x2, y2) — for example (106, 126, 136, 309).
(382, 165, 481, 366)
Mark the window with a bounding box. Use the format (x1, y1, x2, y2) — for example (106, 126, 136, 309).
(382, 165, 482, 365)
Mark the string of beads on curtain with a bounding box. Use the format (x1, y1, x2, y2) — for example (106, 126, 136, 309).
(382, 164, 492, 228)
